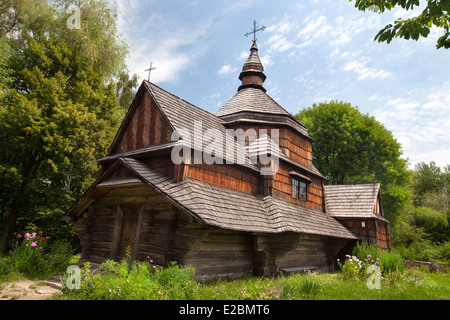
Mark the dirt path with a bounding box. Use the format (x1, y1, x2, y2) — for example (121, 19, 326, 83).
(0, 277, 63, 300)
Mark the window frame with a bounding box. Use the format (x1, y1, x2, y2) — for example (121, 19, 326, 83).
(299, 181, 307, 201)
(292, 178, 299, 199)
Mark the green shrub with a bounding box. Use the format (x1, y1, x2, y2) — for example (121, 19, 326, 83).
(0, 254, 15, 275)
(150, 261, 197, 300)
(62, 257, 198, 300)
(46, 240, 76, 273)
(10, 232, 49, 275)
(437, 241, 450, 261)
(337, 255, 363, 280)
(353, 243, 404, 274)
(0, 231, 79, 278)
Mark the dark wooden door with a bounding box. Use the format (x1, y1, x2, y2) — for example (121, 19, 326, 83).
(117, 204, 141, 260)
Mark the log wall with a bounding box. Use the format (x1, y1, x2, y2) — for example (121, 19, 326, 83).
(337, 218, 391, 251)
(376, 221, 391, 250)
(75, 184, 177, 264)
(74, 184, 350, 280)
(179, 226, 254, 280)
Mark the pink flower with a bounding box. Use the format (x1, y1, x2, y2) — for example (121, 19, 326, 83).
(31, 232, 37, 238)
(31, 241, 37, 247)
(25, 233, 31, 239)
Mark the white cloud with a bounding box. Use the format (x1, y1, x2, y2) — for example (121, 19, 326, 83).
(422, 84, 450, 111)
(265, 16, 298, 53)
(112, 0, 212, 84)
(343, 60, 391, 80)
(267, 33, 295, 52)
(329, 48, 340, 58)
(266, 20, 294, 34)
(386, 97, 421, 111)
(218, 64, 238, 75)
(238, 51, 249, 61)
(260, 54, 274, 67)
(297, 15, 330, 38)
(373, 82, 450, 168)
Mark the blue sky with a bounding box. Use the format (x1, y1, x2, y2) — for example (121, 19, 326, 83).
(111, 0, 450, 169)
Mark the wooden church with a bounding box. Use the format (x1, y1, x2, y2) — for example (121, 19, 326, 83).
(65, 39, 391, 280)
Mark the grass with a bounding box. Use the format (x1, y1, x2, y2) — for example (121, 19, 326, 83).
(1, 251, 448, 301)
(192, 270, 449, 300)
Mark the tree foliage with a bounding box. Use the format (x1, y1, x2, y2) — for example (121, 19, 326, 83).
(116, 71, 139, 110)
(0, 0, 129, 253)
(411, 161, 450, 211)
(295, 100, 411, 223)
(391, 162, 450, 260)
(351, 0, 450, 49)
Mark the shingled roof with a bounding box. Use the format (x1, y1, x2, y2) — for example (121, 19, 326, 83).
(216, 87, 291, 117)
(124, 158, 356, 239)
(66, 157, 357, 240)
(324, 183, 388, 222)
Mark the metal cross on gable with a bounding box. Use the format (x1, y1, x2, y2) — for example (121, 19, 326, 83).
(244, 20, 266, 42)
(145, 62, 156, 82)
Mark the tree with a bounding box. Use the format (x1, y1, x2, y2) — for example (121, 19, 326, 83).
(295, 101, 411, 223)
(0, 0, 47, 37)
(115, 71, 139, 110)
(411, 161, 450, 211)
(0, 0, 129, 253)
(351, 0, 450, 49)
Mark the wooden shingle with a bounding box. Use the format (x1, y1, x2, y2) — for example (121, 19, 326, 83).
(120, 157, 357, 239)
(324, 183, 388, 222)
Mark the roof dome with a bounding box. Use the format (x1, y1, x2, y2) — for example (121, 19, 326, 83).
(238, 41, 267, 93)
(215, 41, 313, 141)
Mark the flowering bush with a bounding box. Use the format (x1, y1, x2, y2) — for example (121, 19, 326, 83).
(11, 231, 49, 274)
(337, 255, 363, 279)
(338, 243, 405, 282)
(364, 255, 380, 270)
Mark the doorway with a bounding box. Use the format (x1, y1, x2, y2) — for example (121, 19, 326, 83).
(112, 204, 144, 261)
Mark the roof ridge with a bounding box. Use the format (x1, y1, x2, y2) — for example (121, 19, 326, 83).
(325, 182, 381, 187)
(144, 80, 224, 123)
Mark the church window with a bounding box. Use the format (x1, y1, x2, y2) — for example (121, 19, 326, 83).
(292, 178, 299, 199)
(300, 181, 307, 201)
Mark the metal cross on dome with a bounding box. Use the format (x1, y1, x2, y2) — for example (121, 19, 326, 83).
(145, 62, 156, 82)
(244, 20, 266, 42)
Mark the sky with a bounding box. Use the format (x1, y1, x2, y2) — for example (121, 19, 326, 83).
(109, 0, 450, 169)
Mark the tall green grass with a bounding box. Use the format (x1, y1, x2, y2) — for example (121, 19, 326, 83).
(60, 258, 198, 300)
(353, 243, 404, 274)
